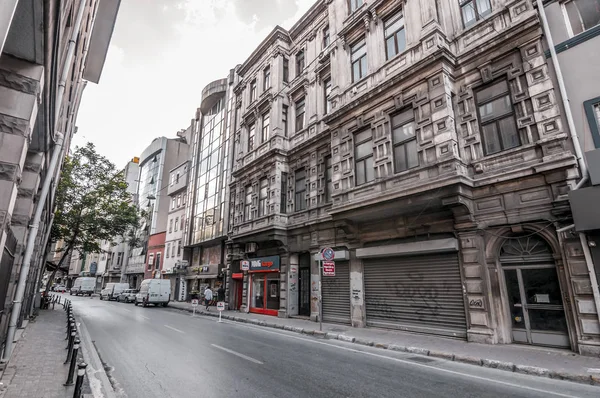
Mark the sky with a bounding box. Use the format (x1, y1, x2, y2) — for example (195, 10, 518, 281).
(73, 0, 315, 169)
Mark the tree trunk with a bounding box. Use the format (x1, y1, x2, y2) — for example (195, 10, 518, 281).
(43, 243, 73, 296)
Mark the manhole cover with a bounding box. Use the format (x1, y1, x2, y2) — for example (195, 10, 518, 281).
(407, 356, 436, 364)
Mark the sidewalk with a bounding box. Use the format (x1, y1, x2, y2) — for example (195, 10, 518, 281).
(0, 306, 90, 398)
(169, 301, 600, 385)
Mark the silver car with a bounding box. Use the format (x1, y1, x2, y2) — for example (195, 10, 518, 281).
(118, 289, 138, 303)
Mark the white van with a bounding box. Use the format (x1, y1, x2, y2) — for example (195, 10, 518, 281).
(100, 283, 130, 301)
(135, 279, 171, 307)
(70, 277, 96, 296)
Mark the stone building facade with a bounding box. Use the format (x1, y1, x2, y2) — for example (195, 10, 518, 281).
(224, 0, 600, 355)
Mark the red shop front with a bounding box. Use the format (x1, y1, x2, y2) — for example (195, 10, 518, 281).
(248, 256, 280, 316)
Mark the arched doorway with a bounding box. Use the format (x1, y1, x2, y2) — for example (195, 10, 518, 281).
(500, 234, 569, 348)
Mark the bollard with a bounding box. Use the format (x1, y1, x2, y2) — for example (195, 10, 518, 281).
(72, 362, 87, 397)
(66, 330, 76, 356)
(66, 319, 74, 339)
(52, 300, 56, 310)
(64, 340, 80, 386)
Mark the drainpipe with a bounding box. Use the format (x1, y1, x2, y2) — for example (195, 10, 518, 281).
(536, 0, 600, 328)
(1, 0, 88, 363)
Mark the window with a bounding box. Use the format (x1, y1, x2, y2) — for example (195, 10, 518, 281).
(323, 77, 332, 114)
(117, 252, 123, 266)
(169, 219, 173, 233)
(460, 0, 492, 28)
(584, 97, 600, 148)
(564, 0, 600, 36)
(476, 80, 520, 155)
(325, 156, 333, 203)
(282, 105, 289, 137)
(177, 240, 182, 256)
(176, 172, 180, 184)
(259, 178, 268, 217)
(295, 169, 306, 211)
(248, 124, 256, 151)
(295, 98, 305, 132)
(283, 58, 289, 83)
(147, 253, 154, 269)
(177, 194, 181, 207)
(322, 25, 330, 48)
(166, 243, 170, 258)
(296, 50, 305, 76)
(262, 113, 270, 143)
(354, 129, 374, 185)
(263, 66, 271, 90)
(183, 194, 186, 205)
(171, 198, 176, 210)
(280, 172, 288, 214)
(391, 109, 419, 173)
(180, 217, 184, 231)
(384, 12, 406, 60)
(349, 0, 363, 12)
(250, 79, 257, 102)
(351, 38, 367, 82)
(244, 185, 252, 221)
(174, 217, 179, 232)
(170, 174, 175, 186)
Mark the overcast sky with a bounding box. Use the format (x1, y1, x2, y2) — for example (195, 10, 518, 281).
(73, 0, 314, 168)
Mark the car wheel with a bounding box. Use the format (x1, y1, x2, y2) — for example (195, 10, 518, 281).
(163, 302, 168, 307)
(100, 295, 103, 300)
(134, 300, 138, 306)
(142, 299, 148, 308)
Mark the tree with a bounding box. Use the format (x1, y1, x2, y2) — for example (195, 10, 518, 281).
(46, 143, 140, 290)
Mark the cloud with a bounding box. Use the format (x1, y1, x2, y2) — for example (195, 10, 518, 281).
(74, 0, 315, 168)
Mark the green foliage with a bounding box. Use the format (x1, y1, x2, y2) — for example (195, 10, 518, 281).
(51, 143, 141, 263)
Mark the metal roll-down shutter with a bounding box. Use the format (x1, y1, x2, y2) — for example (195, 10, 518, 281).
(363, 253, 466, 339)
(321, 261, 351, 324)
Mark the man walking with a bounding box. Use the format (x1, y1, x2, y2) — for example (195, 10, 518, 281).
(204, 286, 213, 311)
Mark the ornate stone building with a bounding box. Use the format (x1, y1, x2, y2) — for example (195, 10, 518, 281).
(225, 0, 599, 355)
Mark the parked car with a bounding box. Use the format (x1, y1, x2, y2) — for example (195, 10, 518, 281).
(70, 277, 96, 296)
(117, 289, 138, 303)
(135, 279, 171, 307)
(54, 284, 67, 293)
(100, 283, 130, 301)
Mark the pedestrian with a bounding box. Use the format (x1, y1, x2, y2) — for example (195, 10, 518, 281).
(217, 285, 225, 302)
(204, 286, 213, 311)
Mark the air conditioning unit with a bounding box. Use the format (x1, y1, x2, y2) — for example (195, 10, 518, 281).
(245, 242, 257, 253)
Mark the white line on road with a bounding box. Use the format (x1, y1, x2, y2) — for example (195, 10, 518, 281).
(140, 315, 150, 320)
(121, 308, 132, 312)
(163, 325, 185, 334)
(219, 321, 583, 398)
(211, 344, 263, 365)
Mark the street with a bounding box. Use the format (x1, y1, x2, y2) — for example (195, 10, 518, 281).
(69, 295, 600, 398)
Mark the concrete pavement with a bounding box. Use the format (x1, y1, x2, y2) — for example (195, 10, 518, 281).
(71, 295, 600, 398)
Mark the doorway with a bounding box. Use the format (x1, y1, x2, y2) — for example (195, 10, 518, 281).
(249, 273, 280, 316)
(500, 235, 570, 348)
(298, 253, 311, 316)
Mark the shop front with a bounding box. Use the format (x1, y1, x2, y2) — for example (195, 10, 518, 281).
(248, 256, 280, 316)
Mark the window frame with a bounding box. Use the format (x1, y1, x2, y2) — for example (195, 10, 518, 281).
(325, 156, 333, 203)
(283, 58, 289, 83)
(282, 105, 289, 137)
(350, 38, 367, 83)
(384, 11, 406, 60)
(259, 178, 268, 217)
(562, 0, 600, 37)
(349, 0, 363, 13)
(169, 218, 173, 233)
(174, 217, 179, 232)
(391, 109, 419, 173)
(147, 253, 155, 270)
(584, 96, 600, 148)
(262, 112, 270, 143)
(323, 77, 332, 115)
(354, 129, 374, 186)
(248, 123, 256, 151)
(322, 25, 330, 49)
(296, 50, 305, 77)
(280, 172, 288, 214)
(475, 79, 521, 156)
(295, 97, 306, 132)
(250, 79, 257, 102)
(263, 66, 271, 91)
(460, 0, 492, 29)
(294, 169, 307, 212)
(244, 185, 252, 221)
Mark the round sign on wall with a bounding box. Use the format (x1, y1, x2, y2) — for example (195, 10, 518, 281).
(322, 247, 335, 261)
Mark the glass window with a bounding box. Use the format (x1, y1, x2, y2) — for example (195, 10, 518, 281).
(391, 109, 419, 173)
(349, 0, 363, 12)
(325, 156, 333, 203)
(282, 105, 289, 137)
(259, 178, 268, 217)
(177, 194, 181, 207)
(324, 77, 332, 114)
(476, 80, 520, 155)
(295, 169, 306, 211)
(323, 25, 330, 48)
(177, 240, 182, 256)
(248, 124, 256, 151)
(262, 113, 270, 143)
(351, 38, 367, 82)
(280, 172, 288, 214)
(283, 58, 289, 83)
(354, 129, 374, 186)
(174, 217, 179, 232)
(263, 66, 271, 90)
(166, 243, 170, 258)
(384, 12, 406, 60)
(460, 0, 492, 28)
(250, 80, 257, 102)
(295, 98, 305, 132)
(296, 50, 305, 76)
(244, 185, 252, 221)
(169, 219, 173, 233)
(565, 0, 600, 36)
(251, 275, 266, 309)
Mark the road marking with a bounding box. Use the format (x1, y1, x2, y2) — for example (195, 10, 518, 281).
(140, 315, 150, 320)
(210, 344, 263, 365)
(220, 321, 583, 398)
(164, 325, 184, 334)
(121, 308, 132, 313)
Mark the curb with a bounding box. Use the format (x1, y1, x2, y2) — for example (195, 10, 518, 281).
(173, 304, 600, 386)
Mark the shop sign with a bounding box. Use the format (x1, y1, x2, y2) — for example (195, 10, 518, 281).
(241, 260, 250, 271)
(323, 261, 335, 276)
(248, 256, 280, 272)
(217, 302, 225, 311)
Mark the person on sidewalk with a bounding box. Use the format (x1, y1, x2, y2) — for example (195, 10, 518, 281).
(204, 286, 213, 311)
(217, 285, 225, 302)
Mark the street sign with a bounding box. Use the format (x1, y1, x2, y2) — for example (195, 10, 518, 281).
(241, 260, 250, 271)
(217, 301, 225, 311)
(323, 261, 335, 276)
(191, 299, 199, 307)
(322, 247, 335, 261)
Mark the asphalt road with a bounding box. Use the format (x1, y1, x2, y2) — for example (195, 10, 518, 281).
(69, 295, 600, 398)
